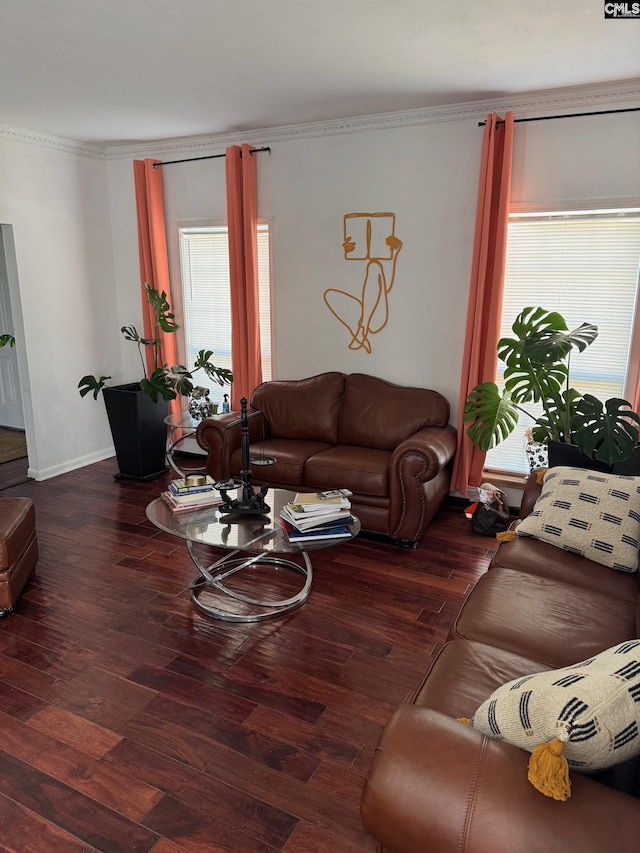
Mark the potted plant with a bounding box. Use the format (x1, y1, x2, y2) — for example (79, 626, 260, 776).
(78, 283, 232, 480)
(463, 306, 640, 472)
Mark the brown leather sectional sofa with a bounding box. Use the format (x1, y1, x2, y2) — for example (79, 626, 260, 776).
(196, 372, 456, 545)
(361, 471, 640, 852)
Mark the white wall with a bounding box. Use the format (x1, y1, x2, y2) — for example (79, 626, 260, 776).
(0, 135, 118, 478)
(106, 105, 640, 436)
(1, 96, 639, 480)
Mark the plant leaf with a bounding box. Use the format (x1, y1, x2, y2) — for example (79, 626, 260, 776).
(572, 395, 640, 465)
(463, 382, 519, 451)
(121, 325, 141, 343)
(524, 321, 598, 364)
(141, 368, 177, 402)
(144, 283, 179, 334)
(78, 375, 110, 400)
(499, 307, 571, 404)
(531, 387, 583, 444)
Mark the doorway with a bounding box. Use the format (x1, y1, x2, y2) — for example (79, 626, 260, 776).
(0, 226, 29, 488)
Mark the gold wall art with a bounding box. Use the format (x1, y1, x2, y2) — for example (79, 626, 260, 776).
(324, 212, 402, 354)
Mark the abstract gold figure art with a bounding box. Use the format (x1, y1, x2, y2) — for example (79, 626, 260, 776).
(324, 212, 402, 353)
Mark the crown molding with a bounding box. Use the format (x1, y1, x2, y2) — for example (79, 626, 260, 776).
(104, 78, 640, 161)
(0, 123, 105, 159)
(3, 79, 639, 161)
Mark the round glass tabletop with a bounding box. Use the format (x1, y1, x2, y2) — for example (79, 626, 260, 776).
(146, 488, 360, 554)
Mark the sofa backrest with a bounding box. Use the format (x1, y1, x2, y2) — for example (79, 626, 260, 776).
(251, 372, 346, 444)
(338, 373, 450, 450)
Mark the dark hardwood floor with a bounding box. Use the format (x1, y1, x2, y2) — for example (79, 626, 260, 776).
(0, 459, 495, 852)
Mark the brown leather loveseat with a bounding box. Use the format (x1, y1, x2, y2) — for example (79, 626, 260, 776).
(361, 470, 640, 852)
(196, 372, 456, 545)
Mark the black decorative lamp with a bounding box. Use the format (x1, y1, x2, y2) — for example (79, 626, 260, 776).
(218, 397, 271, 516)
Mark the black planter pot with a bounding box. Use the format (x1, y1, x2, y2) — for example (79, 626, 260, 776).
(547, 440, 640, 476)
(103, 383, 169, 481)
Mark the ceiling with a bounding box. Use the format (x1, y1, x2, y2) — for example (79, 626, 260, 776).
(1, 0, 639, 147)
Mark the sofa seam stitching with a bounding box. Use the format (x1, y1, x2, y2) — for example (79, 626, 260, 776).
(392, 452, 427, 539)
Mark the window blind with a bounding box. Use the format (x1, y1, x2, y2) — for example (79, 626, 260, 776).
(485, 211, 640, 475)
(178, 224, 272, 407)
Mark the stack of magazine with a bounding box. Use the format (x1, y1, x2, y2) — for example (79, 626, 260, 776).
(161, 476, 223, 513)
(280, 490, 354, 542)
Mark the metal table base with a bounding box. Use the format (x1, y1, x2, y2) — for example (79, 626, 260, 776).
(187, 541, 313, 622)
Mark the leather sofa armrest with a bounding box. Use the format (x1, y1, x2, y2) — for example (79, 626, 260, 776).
(519, 469, 544, 518)
(387, 426, 456, 544)
(390, 426, 457, 481)
(196, 409, 265, 480)
(361, 707, 640, 853)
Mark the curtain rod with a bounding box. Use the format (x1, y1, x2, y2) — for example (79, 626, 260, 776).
(152, 146, 271, 168)
(478, 106, 640, 127)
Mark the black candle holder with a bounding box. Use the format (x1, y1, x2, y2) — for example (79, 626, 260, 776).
(218, 397, 271, 517)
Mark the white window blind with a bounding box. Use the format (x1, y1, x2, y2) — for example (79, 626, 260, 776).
(178, 224, 272, 407)
(485, 210, 640, 475)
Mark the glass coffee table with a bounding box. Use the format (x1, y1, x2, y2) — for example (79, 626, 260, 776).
(164, 411, 209, 477)
(146, 488, 360, 623)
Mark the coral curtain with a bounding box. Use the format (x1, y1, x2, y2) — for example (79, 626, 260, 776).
(226, 144, 262, 410)
(450, 112, 514, 495)
(133, 158, 180, 418)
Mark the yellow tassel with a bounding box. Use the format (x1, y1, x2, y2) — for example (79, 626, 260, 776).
(535, 468, 548, 485)
(496, 530, 517, 542)
(527, 738, 571, 801)
(457, 717, 472, 725)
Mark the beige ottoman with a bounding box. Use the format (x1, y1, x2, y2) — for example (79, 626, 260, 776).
(0, 497, 38, 617)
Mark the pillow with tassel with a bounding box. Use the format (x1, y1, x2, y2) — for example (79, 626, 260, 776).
(459, 640, 640, 801)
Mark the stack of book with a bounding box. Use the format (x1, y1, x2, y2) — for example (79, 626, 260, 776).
(280, 490, 355, 542)
(161, 475, 223, 513)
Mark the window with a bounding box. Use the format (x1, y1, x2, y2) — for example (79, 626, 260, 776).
(178, 223, 273, 407)
(485, 209, 640, 475)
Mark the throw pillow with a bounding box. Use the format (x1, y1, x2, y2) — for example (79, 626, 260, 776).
(464, 640, 640, 800)
(516, 466, 640, 572)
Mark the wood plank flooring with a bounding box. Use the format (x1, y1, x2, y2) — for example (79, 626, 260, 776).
(0, 459, 496, 852)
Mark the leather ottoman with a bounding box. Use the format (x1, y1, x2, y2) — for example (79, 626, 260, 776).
(0, 497, 38, 617)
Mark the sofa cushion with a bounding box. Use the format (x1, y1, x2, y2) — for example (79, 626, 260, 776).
(250, 372, 345, 445)
(469, 640, 640, 797)
(413, 639, 554, 720)
(452, 567, 638, 669)
(232, 439, 333, 487)
(490, 531, 640, 601)
(517, 467, 640, 573)
(304, 445, 390, 496)
(339, 373, 449, 450)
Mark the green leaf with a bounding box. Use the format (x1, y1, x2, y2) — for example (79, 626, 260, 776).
(0, 334, 16, 348)
(78, 375, 110, 400)
(502, 347, 567, 404)
(463, 382, 520, 451)
(498, 307, 571, 404)
(531, 387, 583, 444)
(523, 321, 598, 364)
(572, 395, 640, 465)
(140, 369, 177, 403)
(121, 325, 141, 343)
(144, 283, 179, 334)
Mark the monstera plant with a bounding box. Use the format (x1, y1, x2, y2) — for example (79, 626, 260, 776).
(77, 283, 233, 481)
(463, 306, 640, 467)
(78, 283, 232, 402)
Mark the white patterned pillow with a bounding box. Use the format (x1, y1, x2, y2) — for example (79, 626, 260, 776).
(516, 466, 640, 572)
(469, 641, 640, 798)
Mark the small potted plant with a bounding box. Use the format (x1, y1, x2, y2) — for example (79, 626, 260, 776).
(463, 306, 640, 472)
(78, 283, 232, 480)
